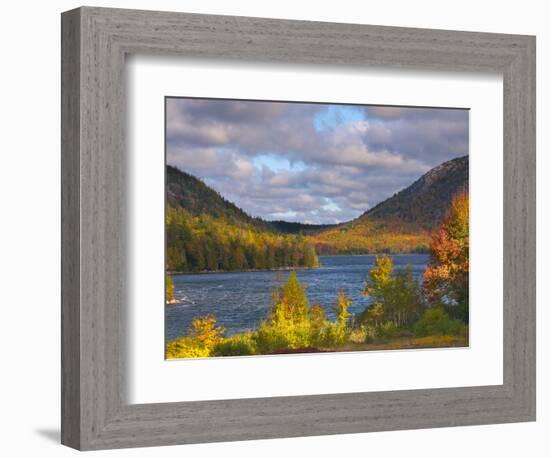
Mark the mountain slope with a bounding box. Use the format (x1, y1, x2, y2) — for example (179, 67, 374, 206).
(311, 156, 469, 254)
(166, 166, 320, 272)
(167, 165, 266, 228)
(167, 156, 469, 260)
(167, 165, 331, 234)
(362, 155, 469, 229)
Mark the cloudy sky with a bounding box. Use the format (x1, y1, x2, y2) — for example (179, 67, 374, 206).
(166, 98, 468, 224)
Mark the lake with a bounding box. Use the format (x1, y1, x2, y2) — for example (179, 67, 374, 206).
(165, 254, 429, 342)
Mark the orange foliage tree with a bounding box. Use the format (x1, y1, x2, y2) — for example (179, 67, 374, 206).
(423, 191, 469, 322)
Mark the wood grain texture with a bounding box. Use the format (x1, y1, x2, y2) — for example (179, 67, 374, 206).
(61, 6, 536, 450)
(60, 7, 81, 449)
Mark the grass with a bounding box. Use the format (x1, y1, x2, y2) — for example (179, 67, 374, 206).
(166, 333, 468, 359)
(324, 334, 468, 353)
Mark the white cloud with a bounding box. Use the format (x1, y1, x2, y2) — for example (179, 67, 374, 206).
(166, 98, 468, 223)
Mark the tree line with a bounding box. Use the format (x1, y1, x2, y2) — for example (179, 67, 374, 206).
(166, 205, 319, 272)
(311, 217, 431, 255)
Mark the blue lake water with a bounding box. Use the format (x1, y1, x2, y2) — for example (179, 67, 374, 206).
(165, 254, 429, 342)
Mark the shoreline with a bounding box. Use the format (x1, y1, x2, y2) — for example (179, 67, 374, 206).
(168, 265, 320, 276)
(315, 252, 428, 257)
(168, 252, 429, 276)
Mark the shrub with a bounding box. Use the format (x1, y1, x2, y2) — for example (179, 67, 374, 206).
(375, 321, 400, 342)
(348, 326, 369, 344)
(212, 333, 257, 356)
(309, 304, 329, 347)
(253, 319, 313, 354)
(316, 290, 352, 347)
(413, 307, 468, 337)
(322, 322, 348, 347)
(166, 314, 225, 359)
(254, 271, 319, 353)
(362, 324, 378, 343)
(188, 315, 225, 348)
(253, 323, 288, 354)
(165, 337, 211, 359)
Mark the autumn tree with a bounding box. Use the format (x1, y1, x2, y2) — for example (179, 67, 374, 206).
(255, 272, 313, 352)
(188, 315, 225, 349)
(316, 289, 351, 346)
(334, 289, 352, 328)
(363, 255, 393, 305)
(362, 255, 423, 326)
(423, 191, 469, 322)
(269, 271, 309, 325)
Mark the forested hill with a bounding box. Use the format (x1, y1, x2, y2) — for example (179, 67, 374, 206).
(166, 166, 320, 272)
(166, 156, 469, 263)
(167, 165, 331, 234)
(167, 165, 267, 229)
(361, 155, 469, 230)
(311, 156, 469, 254)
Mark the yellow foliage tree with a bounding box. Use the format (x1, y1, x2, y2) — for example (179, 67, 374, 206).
(188, 315, 225, 349)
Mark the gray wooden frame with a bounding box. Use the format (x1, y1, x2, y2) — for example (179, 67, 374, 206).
(61, 6, 536, 451)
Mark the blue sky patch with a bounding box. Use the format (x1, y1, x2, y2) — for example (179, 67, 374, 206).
(313, 105, 365, 132)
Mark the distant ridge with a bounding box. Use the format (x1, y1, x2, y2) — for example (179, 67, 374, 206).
(268, 220, 337, 235)
(167, 165, 263, 227)
(311, 155, 469, 254)
(167, 165, 332, 234)
(362, 155, 469, 229)
(167, 155, 469, 254)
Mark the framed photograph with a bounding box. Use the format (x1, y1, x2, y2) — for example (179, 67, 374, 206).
(61, 6, 536, 450)
(164, 97, 471, 359)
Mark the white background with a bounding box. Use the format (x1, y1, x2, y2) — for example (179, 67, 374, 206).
(0, 0, 546, 457)
(129, 58, 503, 403)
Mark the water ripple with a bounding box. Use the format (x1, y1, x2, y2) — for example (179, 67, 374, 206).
(165, 254, 428, 341)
